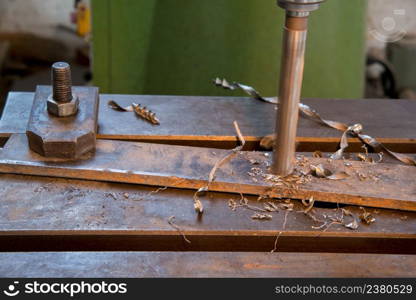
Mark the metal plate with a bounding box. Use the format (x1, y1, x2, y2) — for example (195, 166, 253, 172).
(0, 172, 415, 253)
(2, 93, 416, 151)
(1, 134, 416, 212)
(0, 252, 415, 277)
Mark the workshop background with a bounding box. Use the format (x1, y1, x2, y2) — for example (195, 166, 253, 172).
(0, 0, 416, 111)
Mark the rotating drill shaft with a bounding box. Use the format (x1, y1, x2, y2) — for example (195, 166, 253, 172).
(272, 0, 324, 176)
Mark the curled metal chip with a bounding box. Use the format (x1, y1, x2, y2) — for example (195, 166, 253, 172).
(251, 213, 273, 221)
(310, 164, 350, 180)
(214, 78, 416, 166)
(108, 100, 160, 125)
(214, 78, 278, 104)
(193, 121, 245, 214)
(108, 100, 133, 112)
(342, 208, 359, 230)
(310, 164, 330, 178)
(132, 103, 160, 125)
(313, 151, 323, 158)
(302, 197, 315, 213)
(360, 211, 376, 225)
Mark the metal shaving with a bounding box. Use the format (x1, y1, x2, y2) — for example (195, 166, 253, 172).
(302, 208, 329, 230)
(357, 153, 368, 162)
(228, 198, 238, 211)
(136, 186, 168, 201)
(251, 213, 273, 221)
(263, 173, 312, 190)
(209, 121, 245, 183)
(264, 202, 280, 212)
(132, 103, 160, 125)
(105, 192, 118, 200)
(214, 78, 416, 166)
(271, 210, 289, 253)
(313, 151, 323, 158)
(330, 125, 355, 160)
(358, 133, 416, 166)
(359, 207, 376, 225)
(302, 197, 315, 214)
(214, 78, 277, 104)
(377, 152, 384, 163)
(279, 202, 294, 211)
(108, 100, 160, 125)
(344, 219, 359, 230)
(108, 100, 133, 112)
(167, 216, 191, 244)
(303, 205, 366, 232)
(229, 193, 272, 213)
(260, 135, 275, 149)
(193, 187, 206, 214)
(310, 164, 350, 180)
(341, 208, 359, 230)
(310, 164, 331, 178)
(193, 121, 245, 214)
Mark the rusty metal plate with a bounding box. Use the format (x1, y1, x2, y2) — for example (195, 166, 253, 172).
(2, 93, 416, 151)
(0, 172, 415, 253)
(1, 134, 416, 212)
(0, 252, 415, 277)
(26, 85, 99, 158)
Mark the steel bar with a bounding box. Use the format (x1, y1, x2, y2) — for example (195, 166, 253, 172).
(0, 172, 415, 253)
(1, 134, 416, 212)
(1, 93, 416, 152)
(1, 252, 415, 278)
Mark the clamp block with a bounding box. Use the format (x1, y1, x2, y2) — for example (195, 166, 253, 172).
(26, 85, 99, 159)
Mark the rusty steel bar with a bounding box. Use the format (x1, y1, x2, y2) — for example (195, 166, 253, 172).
(273, 0, 324, 176)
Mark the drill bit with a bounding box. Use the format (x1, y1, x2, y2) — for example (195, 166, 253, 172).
(272, 0, 325, 176)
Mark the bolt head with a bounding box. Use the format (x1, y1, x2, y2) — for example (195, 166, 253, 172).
(47, 95, 79, 117)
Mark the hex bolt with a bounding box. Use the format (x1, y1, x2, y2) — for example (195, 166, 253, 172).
(52, 62, 73, 103)
(47, 62, 79, 117)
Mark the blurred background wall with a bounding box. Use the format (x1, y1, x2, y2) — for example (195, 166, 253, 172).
(1, 0, 416, 102)
(91, 0, 366, 98)
(0, 0, 89, 110)
(0, 0, 73, 34)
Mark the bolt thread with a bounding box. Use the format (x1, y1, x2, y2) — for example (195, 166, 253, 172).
(52, 62, 72, 102)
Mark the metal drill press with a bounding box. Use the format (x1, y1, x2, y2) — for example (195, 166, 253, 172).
(273, 0, 325, 176)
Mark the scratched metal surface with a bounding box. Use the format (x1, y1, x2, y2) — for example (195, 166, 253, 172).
(1, 92, 416, 142)
(0, 172, 415, 253)
(0, 252, 415, 277)
(1, 134, 416, 212)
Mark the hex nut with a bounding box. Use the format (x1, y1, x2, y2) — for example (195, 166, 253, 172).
(47, 95, 79, 117)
